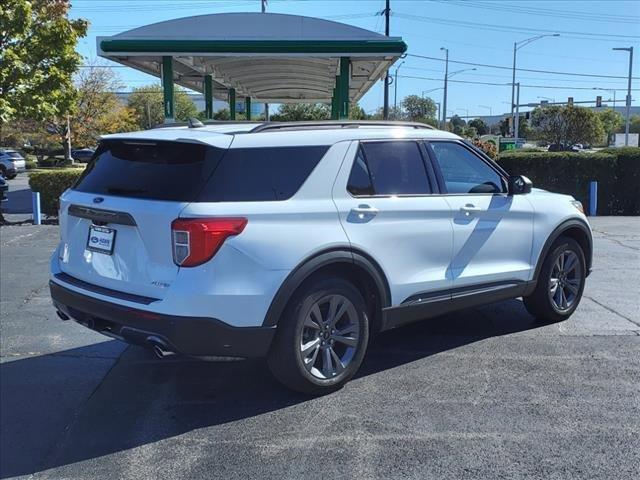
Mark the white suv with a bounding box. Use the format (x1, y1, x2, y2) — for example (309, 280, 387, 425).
(49, 121, 592, 394)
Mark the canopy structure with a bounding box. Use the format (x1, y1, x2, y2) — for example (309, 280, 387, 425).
(97, 12, 406, 121)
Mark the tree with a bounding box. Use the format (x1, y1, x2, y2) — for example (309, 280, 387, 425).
(348, 103, 368, 120)
(127, 84, 199, 128)
(0, 0, 88, 148)
(468, 118, 489, 136)
(598, 108, 623, 143)
(401, 95, 437, 122)
(449, 115, 466, 135)
(71, 65, 137, 147)
(530, 105, 604, 147)
(270, 103, 330, 121)
(629, 115, 640, 134)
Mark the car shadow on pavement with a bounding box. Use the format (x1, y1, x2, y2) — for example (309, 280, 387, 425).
(0, 299, 540, 478)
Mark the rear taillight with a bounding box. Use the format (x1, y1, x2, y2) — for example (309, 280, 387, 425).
(171, 217, 247, 267)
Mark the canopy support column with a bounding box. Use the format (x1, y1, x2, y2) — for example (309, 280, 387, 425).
(338, 57, 350, 119)
(161, 56, 174, 123)
(331, 87, 338, 120)
(229, 88, 236, 120)
(204, 75, 213, 120)
(245, 97, 252, 120)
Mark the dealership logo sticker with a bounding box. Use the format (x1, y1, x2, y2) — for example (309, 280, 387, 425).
(93, 197, 104, 204)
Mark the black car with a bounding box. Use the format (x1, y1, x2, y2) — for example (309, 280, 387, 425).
(71, 148, 95, 163)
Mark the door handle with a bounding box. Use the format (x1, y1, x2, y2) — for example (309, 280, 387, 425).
(351, 204, 379, 218)
(460, 204, 482, 216)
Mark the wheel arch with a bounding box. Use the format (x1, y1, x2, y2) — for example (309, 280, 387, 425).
(262, 247, 391, 333)
(533, 218, 593, 283)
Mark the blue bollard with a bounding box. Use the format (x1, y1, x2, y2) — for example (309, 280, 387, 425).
(589, 181, 598, 216)
(32, 192, 41, 225)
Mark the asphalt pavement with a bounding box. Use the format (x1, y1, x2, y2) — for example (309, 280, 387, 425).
(1, 215, 638, 479)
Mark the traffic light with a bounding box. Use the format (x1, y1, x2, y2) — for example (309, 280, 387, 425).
(596, 96, 602, 107)
(568, 97, 574, 106)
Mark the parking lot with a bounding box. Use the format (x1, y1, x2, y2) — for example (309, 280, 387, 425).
(1, 198, 639, 478)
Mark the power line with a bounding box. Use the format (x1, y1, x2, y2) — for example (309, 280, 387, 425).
(406, 53, 639, 80)
(394, 12, 640, 43)
(433, 0, 640, 25)
(397, 74, 640, 92)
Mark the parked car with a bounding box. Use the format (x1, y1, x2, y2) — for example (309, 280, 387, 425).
(49, 121, 592, 394)
(0, 175, 8, 202)
(0, 149, 26, 179)
(71, 148, 96, 163)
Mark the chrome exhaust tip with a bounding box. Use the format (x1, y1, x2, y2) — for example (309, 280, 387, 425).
(56, 310, 70, 321)
(147, 336, 176, 359)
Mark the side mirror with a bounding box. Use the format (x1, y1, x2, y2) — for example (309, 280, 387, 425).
(508, 175, 532, 195)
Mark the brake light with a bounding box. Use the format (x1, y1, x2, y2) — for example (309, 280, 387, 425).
(171, 218, 247, 267)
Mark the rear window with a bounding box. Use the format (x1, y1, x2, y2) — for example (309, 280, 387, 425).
(5, 151, 23, 159)
(197, 146, 329, 202)
(74, 141, 328, 202)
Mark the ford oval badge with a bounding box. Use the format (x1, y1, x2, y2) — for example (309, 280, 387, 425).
(93, 197, 104, 204)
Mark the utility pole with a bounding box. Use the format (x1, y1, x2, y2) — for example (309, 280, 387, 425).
(514, 82, 521, 141)
(613, 46, 634, 146)
(262, 0, 268, 119)
(441, 47, 448, 130)
(383, 0, 390, 120)
(393, 61, 404, 116)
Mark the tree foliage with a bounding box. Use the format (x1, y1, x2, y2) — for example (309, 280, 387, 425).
(468, 118, 489, 136)
(0, 0, 88, 138)
(72, 65, 137, 147)
(270, 103, 330, 121)
(597, 108, 623, 138)
(127, 84, 199, 128)
(401, 95, 437, 122)
(530, 105, 604, 147)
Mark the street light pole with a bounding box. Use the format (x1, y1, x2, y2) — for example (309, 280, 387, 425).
(514, 82, 521, 140)
(441, 47, 448, 130)
(383, 0, 391, 120)
(478, 105, 492, 115)
(613, 46, 634, 146)
(511, 33, 560, 136)
(393, 61, 405, 117)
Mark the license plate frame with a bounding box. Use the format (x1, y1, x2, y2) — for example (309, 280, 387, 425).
(86, 225, 116, 255)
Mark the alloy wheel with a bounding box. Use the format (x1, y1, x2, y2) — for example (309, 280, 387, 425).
(299, 294, 360, 380)
(548, 249, 582, 312)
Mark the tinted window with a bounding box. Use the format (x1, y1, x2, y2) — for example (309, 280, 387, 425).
(347, 148, 374, 196)
(74, 140, 224, 202)
(429, 142, 505, 194)
(357, 141, 431, 195)
(198, 146, 328, 202)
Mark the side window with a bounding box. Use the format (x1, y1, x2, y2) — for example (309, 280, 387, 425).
(347, 141, 431, 196)
(347, 148, 375, 196)
(428, 142, 505, 194)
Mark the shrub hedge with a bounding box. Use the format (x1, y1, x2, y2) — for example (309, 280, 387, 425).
(29, 169, 84, 216)
(498, 147, 640, 215)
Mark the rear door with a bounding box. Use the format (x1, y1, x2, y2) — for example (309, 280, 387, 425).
(425, 140, 534, 288)
(57, 137, 231, 300)
(332, 140, 453, 306)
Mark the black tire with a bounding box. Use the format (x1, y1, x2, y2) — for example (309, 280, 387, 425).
(523, 236, 586, 323)
(0, 166, 6, 178)
(267, 276, 370, 395)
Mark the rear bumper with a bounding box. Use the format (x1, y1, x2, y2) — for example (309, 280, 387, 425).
(49, 280, 275, 358)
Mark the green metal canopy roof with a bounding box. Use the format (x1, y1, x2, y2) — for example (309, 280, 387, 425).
(97, 12, 406, 104)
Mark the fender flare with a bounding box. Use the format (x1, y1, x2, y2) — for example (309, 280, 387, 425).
(532, 218, 593, 284)
(262, 247, 391, 327)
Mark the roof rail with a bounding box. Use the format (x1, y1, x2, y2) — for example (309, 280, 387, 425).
(249, 120, 436, 133)
(150, 120, 259, 130)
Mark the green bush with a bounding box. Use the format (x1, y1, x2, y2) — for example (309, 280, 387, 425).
(24, 155, 37, 170)
(38, 156, 72, 168)
(29, 169, 84, 216)
(497, 148, 640, 215)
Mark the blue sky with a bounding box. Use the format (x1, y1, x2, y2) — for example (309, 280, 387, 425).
(70, 0, 640, 117)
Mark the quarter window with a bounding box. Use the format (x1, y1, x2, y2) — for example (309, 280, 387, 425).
(347, 141, 431, 196)
(428, 142, 505, 194)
